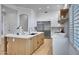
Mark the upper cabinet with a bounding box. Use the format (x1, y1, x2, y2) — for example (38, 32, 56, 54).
(58, 9, 69, 24)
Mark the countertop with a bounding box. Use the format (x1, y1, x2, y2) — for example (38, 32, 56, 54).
(5, 32, 44, 39)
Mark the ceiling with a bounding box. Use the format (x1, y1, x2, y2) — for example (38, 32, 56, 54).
(2, 5, 17, 13)
(14, 4, 64, 14)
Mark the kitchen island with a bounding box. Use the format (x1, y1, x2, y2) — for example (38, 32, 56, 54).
(4, 32, 44, 55)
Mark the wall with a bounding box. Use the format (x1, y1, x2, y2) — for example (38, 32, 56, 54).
(0, 4, 1, 36)
(37, 11, 59, 27)
(2, 5, 36, 34)
(51, 27, 61, 35)
(1, 5, 18, 35)
(28, 10, 36, 32)
(3, 13, 17, 34)
(64, 20, 69, 38)
(37, 11, 61, 36)
(16, 5, 36, 33)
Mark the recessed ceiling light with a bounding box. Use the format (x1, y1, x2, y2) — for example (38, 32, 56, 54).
(2, 8, 5, 12)
(39, 8, 42, 10)
(46, 6, 50, 9)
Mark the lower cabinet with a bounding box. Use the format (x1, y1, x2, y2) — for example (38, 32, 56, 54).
(7, 37, 15, 55)
(6, 33, 44, 55)
(37, 33, 44, 47)
(7, 38, 34, 55)
(0, 36, 5, 54)
(33, 37, 38, 52)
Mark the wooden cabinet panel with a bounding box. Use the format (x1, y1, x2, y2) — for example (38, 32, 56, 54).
(0, 37, 5, 54)
(15, 38, 26, 55)
(37, 33, 44, 47)
(7, 37, 17, 55)
(33, 37, 37, 51)
(27, 39, 33, 54)
(8, 38, 24, 55)
(37, 35, 41, 47)
(6, 32, 44, 55)
(7, 37, 34, 55)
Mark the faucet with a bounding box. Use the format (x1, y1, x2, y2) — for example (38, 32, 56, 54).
(16, 26, 20, 35)
(16, 26, 23, 35)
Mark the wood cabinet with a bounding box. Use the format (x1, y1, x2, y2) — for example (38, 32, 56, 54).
(7, 37, 34, 55)
(33, 37, 38, 51)
(5, 32, 44, 55)
(7, 37, 15, 55)
(37, 33, 44, 47)
(58, 9, 69, 24)
(0, 36, 5, 54)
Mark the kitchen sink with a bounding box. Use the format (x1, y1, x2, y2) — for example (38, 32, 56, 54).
(29, 33, 37, 35)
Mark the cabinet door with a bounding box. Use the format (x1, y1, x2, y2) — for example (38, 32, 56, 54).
(7, 37, 15, 55)
(33, 37, 37, 52)
(37, 35, 40, 47)
(40, 33, 44, 45)
(29, 39, 34, 54)
(7, 37, 34, 55)
(37, 34, 42, 47)
(37, 33, 44, 47)
(0, 37, 5, 54)
(14, 38, 26, 55)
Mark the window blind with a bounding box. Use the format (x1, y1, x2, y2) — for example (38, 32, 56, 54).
(73, 5, 79, 50)
(69, 4, 79, 50)
(69, 5, 74, 44)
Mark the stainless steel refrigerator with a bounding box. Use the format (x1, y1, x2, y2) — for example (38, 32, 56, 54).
(37, 21, 51, 39)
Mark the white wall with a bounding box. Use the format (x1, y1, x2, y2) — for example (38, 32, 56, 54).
(51, 27, 61, 35)
(37, 11, 62, 35)
(37, 11, 60, 27)
(64, 20, 69, 38)
(16, 5, 36, 33)
(3, 13, 17, 34)
(28, 10, 37, 32)
(2, 5, 36, 34)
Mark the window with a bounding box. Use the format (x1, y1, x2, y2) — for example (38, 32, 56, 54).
(69, 5, 74, 44)
(69, 4, 79, 50)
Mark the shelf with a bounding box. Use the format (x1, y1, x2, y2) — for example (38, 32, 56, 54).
(58, 9, 69, 24)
